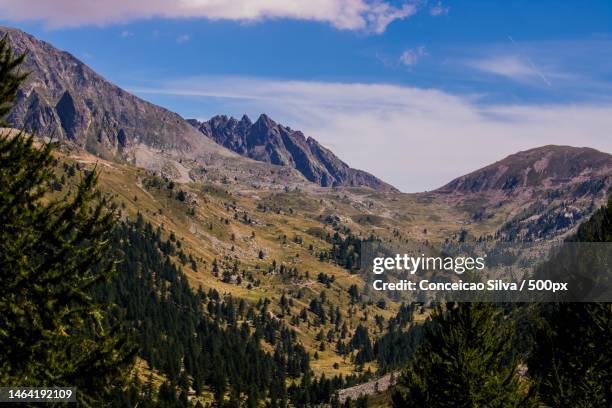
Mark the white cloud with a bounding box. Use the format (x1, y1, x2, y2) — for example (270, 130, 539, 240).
(468, 55, 552, 85)
(120, 30, 134, 37)
(364, 2, 417, 34)
(130, 76, 612, 192)
(399, 46, 427, 66)
(0, 0, 417, 33)
(429, 1, 449, 16)
(470, 55, 535, 78)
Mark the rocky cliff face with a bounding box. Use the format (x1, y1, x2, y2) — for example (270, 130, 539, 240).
(2, 26, 205, 156)
(188, 114, 396, 191)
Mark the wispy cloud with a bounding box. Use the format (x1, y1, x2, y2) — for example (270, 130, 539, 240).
(0, 0, 418, 34)
(429, 1, 449, 16)
(176, 34, 190, 44)
(130, 76, 612, 191)
(120, 30, 134, 38)
(466, 37, 558, 86)
(469, 55, 540, 80)
(467, 54, 555, 86)
(399, 46, 427, 66)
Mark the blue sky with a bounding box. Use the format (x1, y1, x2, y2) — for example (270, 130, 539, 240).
(1, 1, 612, 191)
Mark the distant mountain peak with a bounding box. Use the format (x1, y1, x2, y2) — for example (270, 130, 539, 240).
(189, 114, 397, 191)
(240, 114, 252, 125)
(437, 145, 612, 195)
(433, 145, 612, 240)
(256, 113, 272, 122)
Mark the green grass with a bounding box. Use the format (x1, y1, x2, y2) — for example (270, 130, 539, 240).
(52, 147, 513, 378)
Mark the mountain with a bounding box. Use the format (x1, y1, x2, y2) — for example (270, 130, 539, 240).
(438, 145, 612, 196)
(188, 114, 397, 191)
(435, 145, 612, 240)
(2, 26, 395, 192)
(0, 26, 218, 157)
(0, 26, 323, 189)
(4, 23, 611, 408)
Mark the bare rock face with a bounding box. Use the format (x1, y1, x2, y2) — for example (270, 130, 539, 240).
(13, 88, 62, 137)
(2, 26, 204, 155)
(189, 114, 397, 191)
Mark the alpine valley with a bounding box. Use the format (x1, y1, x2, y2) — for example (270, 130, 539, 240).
(2, 26, 611, 407)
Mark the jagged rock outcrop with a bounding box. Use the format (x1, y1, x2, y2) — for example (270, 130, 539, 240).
(188, 114, 396, 191)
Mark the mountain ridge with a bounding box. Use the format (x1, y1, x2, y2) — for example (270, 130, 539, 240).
(3, 24, 610, 237)
(433, 145, 612, 240)
(188, 114, 397, 191)
(437, 145, 612, 195)
(0, 26, 210, 155)
(2, 25, 396, 192)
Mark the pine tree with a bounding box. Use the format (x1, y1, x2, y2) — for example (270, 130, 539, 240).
(0, 34, 135, 406)
(528, 303, 611, 407)
(527, 197, 612, 407)
(392, 303, 537, 407)
(0, 34, 27, 125)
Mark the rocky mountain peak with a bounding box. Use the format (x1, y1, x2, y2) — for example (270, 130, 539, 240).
(254, 113, 275, 127)
(189, 114, 396, 191)
(240, 114, 252, 126)
(436, 145, 612, 201)
(2, 25, 205, 155)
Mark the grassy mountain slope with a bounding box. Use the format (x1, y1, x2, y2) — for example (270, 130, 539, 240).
(50, 146, 400, 376)
(21, 138, 611, 406)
